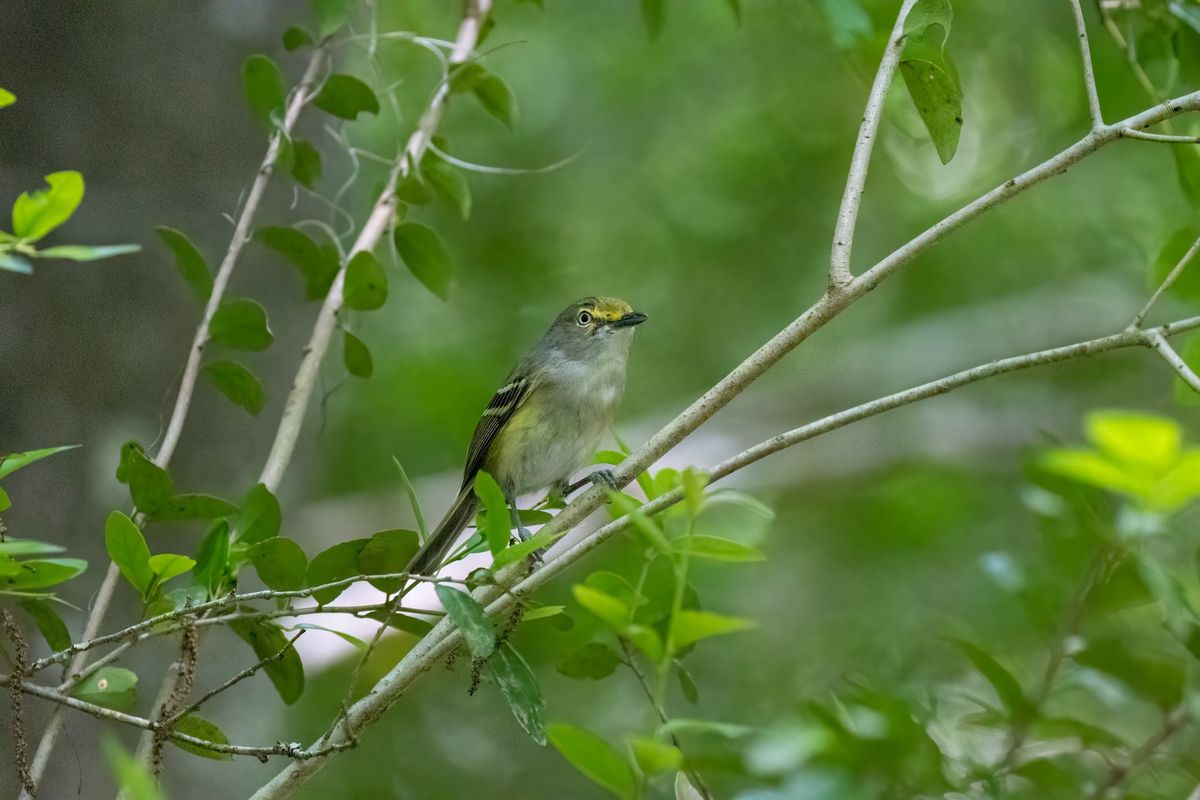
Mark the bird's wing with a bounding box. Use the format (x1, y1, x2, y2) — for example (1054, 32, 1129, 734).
(460, 374, 534, 488)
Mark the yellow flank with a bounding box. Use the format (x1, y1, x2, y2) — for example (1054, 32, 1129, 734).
(586, 297, 633, 322)
(484, 395, 541, 481)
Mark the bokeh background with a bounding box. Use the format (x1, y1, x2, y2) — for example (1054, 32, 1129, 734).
(2, 0, 1198, 797)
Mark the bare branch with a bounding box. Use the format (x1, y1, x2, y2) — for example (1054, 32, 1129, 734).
(829, 0, 917, 289)
(22, 48, 330, 798)
(1120, 127, 1200, 143)
(1133, 232, 1200, 327)
(167, 632, 303, 725)
(1148, 330, 1200, 393)
(1068, 0, 1104, 129)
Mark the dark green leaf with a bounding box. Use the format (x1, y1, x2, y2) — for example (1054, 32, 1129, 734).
(641, 0, 665, 40)
(1074, 637, 1185, 709)
(474, 471, 511, 556)
(306, 539, 368, 604)
(171, 714, 232, 760)
(450, 63, 517, 127)
(105, 511, 152, 598)
(242, 54, 286, 125)
(18, 598, 71, 652)
(156, 227, 211, 301)
(356, 529, 419, 592)
(36, 244, 140, 261)
(192, 520, 231, 597)
(290, 139, 322, 188)
(367, 611, 434, 637)
(899, 58, 963, 165)
(948, 638, 1027, 715)
(248, 538, 308, 591)
(547, 723, 638, 800)
(903, 0, 952, 45)
(394, 221, 455, 300)
(202, 360, 265, 415)
(1173, 145, 1200, 213)
(435, 584, 496, 658)
(676, 661, 699, 703)
(343, 331, 373, 378)
(255, 226, 338, 301)
(314, 73, 379, 120)
(73, 666, 138, 712)
(0, 444, 78, 479)
(282, 25, 315, 51)
(342, 250, 388, 310)
(424, 158, 472, 220)
(12, 171, 84, 241)
(489, 642, 546, 744)
(555, 642, 620, 680)
(236, 484, 281, 545)
(228, 619, 304, 704)
(209, 298, 273, 351)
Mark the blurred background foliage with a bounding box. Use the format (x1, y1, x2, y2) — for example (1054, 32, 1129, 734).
(5, 0, 1200, 797)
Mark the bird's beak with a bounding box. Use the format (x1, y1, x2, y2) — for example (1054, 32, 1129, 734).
(610, 311, 647, 329)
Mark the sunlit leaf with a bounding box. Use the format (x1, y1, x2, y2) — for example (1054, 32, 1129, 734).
(0, 444, 78, 479)
(147, 553, 196, 594)
(672, 610, 755, 651)
(683, 535, 765, 563)
(1086, 410, 1181, 474)
(547, 723, 637, 800)
(474, 471, 512, 556)
(13, 171, 84, 242)
(36, 244, 140, 261)
(0, 88, 14, 109)
(630, 737, 682, 775)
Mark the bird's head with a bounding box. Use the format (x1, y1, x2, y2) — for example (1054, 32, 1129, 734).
(540, 297, 647, 360)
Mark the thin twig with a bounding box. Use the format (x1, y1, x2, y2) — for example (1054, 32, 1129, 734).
(1132, 232, 1200, 327)
(167, 632, 303, 724)
(1068, 0, 1104, 129)
(1147, 330, 1200, 393)
(1088, 705, 1189, 798)
(1119, 127, 1200, 143)
(828, 0, 918, 289)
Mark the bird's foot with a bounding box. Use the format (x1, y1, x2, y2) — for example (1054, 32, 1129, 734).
(588, 469, 617, 492)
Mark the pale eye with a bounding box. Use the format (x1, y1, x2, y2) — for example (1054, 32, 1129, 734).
(577, 310, 593, 326)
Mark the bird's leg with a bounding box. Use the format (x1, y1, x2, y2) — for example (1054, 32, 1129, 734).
(505, 491, 544, 567)
(563, 468, 618, 497)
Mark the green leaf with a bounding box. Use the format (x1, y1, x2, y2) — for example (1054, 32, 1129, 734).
(630, 737, 683, 775)
(209, 298, 273, 351)
(171, 714, 233, 760)
(394, 222, 456, 300)
(103, 737, 162, 800)
(547, 723, 638, 800)
(18, 598, 71, 652)
(1087, 410, 1181, 473)
(899, 59, 962, 165)
(147, 553, 196, 593)
(523, 604, 565, 621)
(683, 535, 765, 563)
(312, 0, 349, 38)
(947, 638, 1028, 715)
(105, 511, 153, 598)
(36, 244, 140, 261)
(343, 330, 373, 378)
(192, 520, 231, 597)
(243, 54, 286, 126)
(0, 539, 65, 557)
(255, 225, 338, 301)
(489, 642, 546, 744)
(73, 666, 138, 712)
(117, 442, 238, 521)
(474, 471, 512, 556)
(556, 642, 620, 680)
(492, 530, 556, 570)
(609, 492, 672, 556)
(672, 610, 755, 651)
(817, 0, 872, 49)
(641, 0, 665, 40)
(228, 619, 305, 704)
(284, 622, 366, 650)
(13, 171, 84, 241)
(573, 584, 632, 631)
(0, 252, 32, 273)
(903, 0, 952, 45)
(1173, 144, 1200, 213)
(1148, 226, 1200, 302)
(435, 584, 496, 658)
(202, 360, 265, 416)
(450, 63, 517, 128)
(367, 611, 435, 637)
(1074, 637, 1184, 709)
(306, 539, 368, 604)
(314, 73, 379, 120)
(356, 529, 419, 592)
(248, 538, 308, 591)
(290, 139, 322, 189)
(0, 444, 78, 479)
(282, 25, 315, 51)
(0, 487, 9, 513)
(156, 226, 212, 302)
(236, 483, 281, 544)
(342, 250, 388, 311)
(676, 661, 699, 704)
(424, 158, 472, 220)
(0, 560, 81, 589)
(0, 88, 14, 109)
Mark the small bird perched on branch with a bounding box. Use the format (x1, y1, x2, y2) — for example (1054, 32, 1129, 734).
(405, 297, 647, 577)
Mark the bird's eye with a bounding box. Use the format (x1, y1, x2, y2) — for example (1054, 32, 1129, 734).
(577, 311, 593, 326)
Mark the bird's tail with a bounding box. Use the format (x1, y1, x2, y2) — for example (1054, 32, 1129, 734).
(405, 484, 478, 580)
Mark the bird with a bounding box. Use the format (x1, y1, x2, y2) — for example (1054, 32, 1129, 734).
(405, 297, 647, 578)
